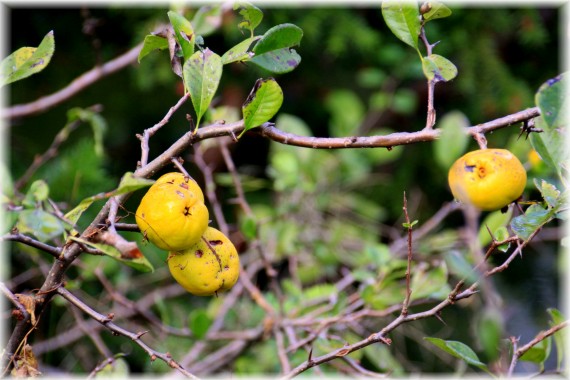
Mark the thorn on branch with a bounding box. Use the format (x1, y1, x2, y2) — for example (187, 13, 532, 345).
(517, 118, 542, 140)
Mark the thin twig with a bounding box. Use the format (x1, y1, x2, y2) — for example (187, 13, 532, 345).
(1, 234, 61, 258)
(401, 192, 413, 316)
(4, 44, 143, 119)
(507, 320, 569, 377)
(56, 286, 199, 379)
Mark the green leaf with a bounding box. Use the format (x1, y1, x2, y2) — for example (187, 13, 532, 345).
(250, 24, 303, 74)
(422, 54, 458, 82)
(434, 111, 469, 170)
(167, 11, 195, 61)
(535, 72, 569, 129)
(494, 227, 511, 252)
(138, 35, 169, 63)
(0, 30, 55, 87)
(424, 337, 490, 372)
(478, 208, 513, 247)
(22, 180, 50, 208)
(547, 308, 567, 371)
(95, 357, 129, 378)
(410, 262, 451, 301)
(253, 23, 303, 55)
(402, 220, 418, 229)
(234, 1, 263, 35)
(240, 215, 257, 240)
(70, 236, 154, 272)
(221, 37, 259, 65)
(241, 78, 283, 137)
(16, 209, 65, 242)
(381, 1, 421, 50)
(422, 2, 452, 21)
(191, 5, 222, 36)
(510, 204, 552, 241)
(477, 309, 503, 361)
(188, 309, 212, 339)
(67, 107, 107, 157)
(184, 48, 223, 129)
(537, 179, 561, 209)
(64, 172, 154, 226)
(520, 336, 552, 365)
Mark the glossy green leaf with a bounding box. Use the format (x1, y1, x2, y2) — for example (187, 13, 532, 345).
(434, 111, 469, 170)
(167, 11, 195, 61)
(184, 48, 223, 129)
(422, 2, 452, 21)
(138, 35, 168, 63)
(191, 5, 222, 36)
(253, 24, 303, 55)
(188, 309, 212, 339)
(478, 208, 513, 247)
(535, 73, 569, 129)
(221, 37, 259, 65)
(511, 204, 552, 241)
(70, 237, 154, 272)
(234, 1, 263, 34)
(381, 1, 421, 49)
(241, 78, 283, 137)
(250, 24, 303, 74)
(0, 31, 55, 87)
(16, 209, 65, 242)
(422, 54, 458, 82)
(424, 337, 489, 372)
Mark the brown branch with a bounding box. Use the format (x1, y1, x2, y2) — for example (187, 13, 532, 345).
(56, 286, 198, 379)
(4, 45, 142, 120)
(1, 233, 61, 258)
(507, 320, 569, 377)
(401, 193, 413, 317)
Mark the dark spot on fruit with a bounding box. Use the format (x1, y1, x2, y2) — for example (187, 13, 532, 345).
(209, 240, 223, 246)
(465, 164, 476, 172)
(195, 250, 203, 258)
(184, 206, 191, 216)
(477, 166, 486, 178)
(224, 265, 229, 271)
(180, 183, 189, 190)
(167, 180, 175, 184)
(176, 190, 185, 198)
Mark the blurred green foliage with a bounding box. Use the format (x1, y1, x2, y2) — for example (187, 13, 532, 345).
(4, 4, 564, 377)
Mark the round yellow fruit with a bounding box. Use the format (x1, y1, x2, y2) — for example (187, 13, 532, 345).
(168, 227, 240, 296)
(448, 149, 527, 211)
(154, 172, 205, 203)
(136, 180, 209, 251)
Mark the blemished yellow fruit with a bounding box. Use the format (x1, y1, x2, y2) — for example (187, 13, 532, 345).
(154, 172, 205, 203)
(136, 177, 209, 251)
(448, 149, 527, 211)
(168, 227, 240, 296)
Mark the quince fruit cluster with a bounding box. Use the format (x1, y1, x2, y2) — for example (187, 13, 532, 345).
(136, 172, 239, 296)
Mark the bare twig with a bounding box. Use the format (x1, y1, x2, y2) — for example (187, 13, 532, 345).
(4, 44, 143, 120)
(401, 193, 413, 316)
(1, 234, 61, 258)
(56, 286, 198, 379)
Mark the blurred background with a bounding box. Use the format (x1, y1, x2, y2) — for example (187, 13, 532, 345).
(3, 4, 565, 376)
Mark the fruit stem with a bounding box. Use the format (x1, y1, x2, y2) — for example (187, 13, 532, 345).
(473, 132, 487, 149)
(201, 236, 223, 271)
